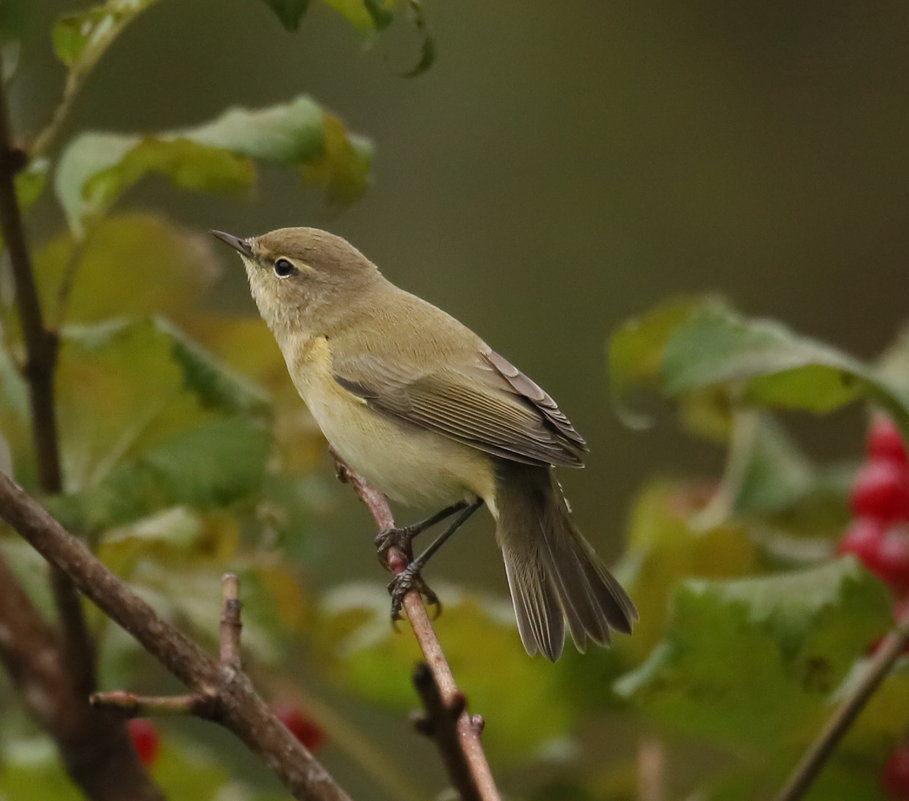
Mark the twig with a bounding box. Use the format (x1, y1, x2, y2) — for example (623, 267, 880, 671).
(90, 689, 218, 718)
(333, 455, 501, 801)
(220, 573, 243, 670)
(92, 574, 244, 720)
(773, 605, 909, 801)
(412, 663, 488, 801)
(0, 472, 354, 801)
(0, 52, 62, 494)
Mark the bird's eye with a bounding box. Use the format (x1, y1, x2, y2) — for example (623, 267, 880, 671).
(273, 258, 297, 278)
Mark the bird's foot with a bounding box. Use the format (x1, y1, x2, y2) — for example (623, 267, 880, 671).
(374, 524, 418, 566)
(387, 565, 442, 622)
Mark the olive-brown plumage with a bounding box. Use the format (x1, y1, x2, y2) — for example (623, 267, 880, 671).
(212, 227, 637, 659)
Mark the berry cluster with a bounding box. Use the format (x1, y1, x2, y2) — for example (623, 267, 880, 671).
(839, 417, 909, 594)
(837, 416, 909, 801)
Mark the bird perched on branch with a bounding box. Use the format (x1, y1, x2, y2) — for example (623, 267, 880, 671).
(212, 227, 637, 660)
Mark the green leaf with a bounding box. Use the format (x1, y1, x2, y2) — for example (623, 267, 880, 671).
(876, 323, 909, 400)
(729, 412, 816, 516)
(0, 158, 49, 252)
(838, 658, 909, 753)
(661, 305, 909, 423)
(56, 416, 269, 533)
(55, 96, 372, 235)
(321, 0, 394, 33)
(52, 0, 159, 71)
(615, 557, 892, 750)
(608, 295, 723, 428)
(611, 297, 909, 439)
(615, 479, 760, 660)
(54, 317, 268, 493)
(33, 213, 221, 325)
(690, 410, 830, 532)
(261, 0, 405, 34)
(261, 0, 311, 30)
(398, 0, 436, 78)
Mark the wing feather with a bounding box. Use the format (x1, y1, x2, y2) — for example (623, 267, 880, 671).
(332, 346, 586, 468)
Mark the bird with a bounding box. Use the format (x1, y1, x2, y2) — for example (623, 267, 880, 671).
(211, 227, 637, 660)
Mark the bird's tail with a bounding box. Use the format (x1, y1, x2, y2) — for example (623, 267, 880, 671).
(494, 462, 637, 660)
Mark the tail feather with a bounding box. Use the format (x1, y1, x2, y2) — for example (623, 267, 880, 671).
(495, 464, 637, 660)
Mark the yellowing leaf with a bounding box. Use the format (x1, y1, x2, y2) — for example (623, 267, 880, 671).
(34, 213, 221, 326)
(55, 96, 372, 235)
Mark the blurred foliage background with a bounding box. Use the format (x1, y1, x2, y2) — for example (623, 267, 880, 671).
(3, 1, 909, 800)
(14, 0, 909, 549)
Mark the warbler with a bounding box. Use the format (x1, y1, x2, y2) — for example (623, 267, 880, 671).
(211, 227, 637, 660)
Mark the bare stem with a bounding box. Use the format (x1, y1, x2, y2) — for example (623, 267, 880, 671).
(773, 606, 909, 801)
(333, 455, 501, 801)
(220, 573, 243, 670)
(90, 690, 218, 719)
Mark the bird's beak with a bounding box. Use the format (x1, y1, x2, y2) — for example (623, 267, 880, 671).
(210, 229, 253, 257)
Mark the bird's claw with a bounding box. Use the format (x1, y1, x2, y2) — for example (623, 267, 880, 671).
(388, 565, 442, 622)
(375, 525, 416, 566)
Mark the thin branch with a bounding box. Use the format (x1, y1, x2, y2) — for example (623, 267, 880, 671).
(220, 573, 243, 670)
(412, 663, 489, 801)
(0, 53, 62, 493)
(90, 690, 218, 719)
(0, 471, 354, 801)
(94, 575, 243, 719)
(774, 605, 909, 801)
(0, 50, 156, 799)
(333, 456, 501, 801)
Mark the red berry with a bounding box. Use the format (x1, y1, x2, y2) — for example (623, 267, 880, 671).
(838, 516, 887, 573)
(128, 719, 161, 766)
(884, 743, 909, 800)
(877, 525, 909, 593)
(275, 705, 325, 752)
(869, 417, 909, 468)
(851, 461, 909, 521)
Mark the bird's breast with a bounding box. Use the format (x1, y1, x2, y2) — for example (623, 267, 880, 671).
(282, 335, 496, 510)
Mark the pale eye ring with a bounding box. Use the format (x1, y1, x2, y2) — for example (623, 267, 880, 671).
(273, 258, 297, 278)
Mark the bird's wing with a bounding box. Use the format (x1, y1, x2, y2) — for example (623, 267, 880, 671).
(332, 348, 587, 468)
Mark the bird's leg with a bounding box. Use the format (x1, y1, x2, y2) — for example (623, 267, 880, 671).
(374, 500, 471, 565)
(388, 498, 484, 620)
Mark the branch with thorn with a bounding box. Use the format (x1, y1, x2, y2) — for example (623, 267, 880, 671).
(333, 455, 502, 801)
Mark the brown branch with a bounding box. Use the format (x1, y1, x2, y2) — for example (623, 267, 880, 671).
(220, 572, 243, 670)
(0, 52, 163, 799)
(91, 690, 218, 718)
(333, 456, 501, 801)
(0, 472, 354, 801)
(92, 574, 242, 720)
(774, 604, 909, 801)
